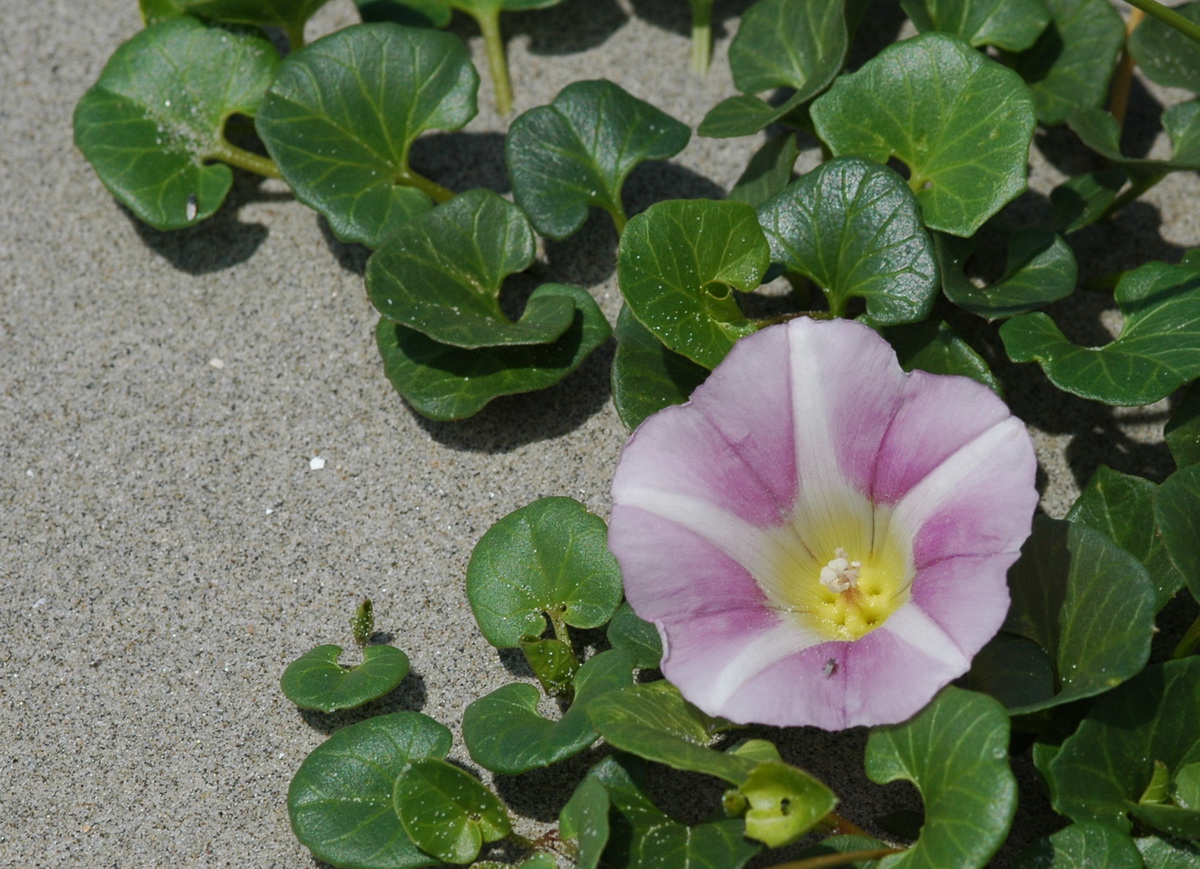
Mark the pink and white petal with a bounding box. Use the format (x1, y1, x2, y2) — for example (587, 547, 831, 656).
(611, 488, 794, 596)
(608, 506, 770, 622)
(892, 417, 1038, 565)
(785, 319, 910, 498)
(871, 371, 1015, 504)
(909, 553, 1013, 654)
(614, 394, 791, 529)
(653, 609, 833, 726)
(705, 642, 853, 729)
(837, 608, 972, 727)
(684, 322, 799, 517)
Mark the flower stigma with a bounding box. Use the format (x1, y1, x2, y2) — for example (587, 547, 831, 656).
(759, 490, 913, 643)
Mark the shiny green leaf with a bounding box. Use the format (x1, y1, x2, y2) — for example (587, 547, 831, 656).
(1137, 834, 1200, 868)
(507, 80, 689, 239)
(727, 133, 800, 208)
(142, 0, 334, 41)
(281, 644, 410, 712)
(1129, 2, 1200, 92)
(738, 761, 838, 848)
(520, 637, 578, 696)
(878, 317, 1002, 393)
(1007, 0, 1125, 125)
(611, 305, 709, 432)
(699, 0, 846, 137)
(288, 712, 452, 869)
(938, 228, 1077, 321)
(1156, 464, 1200, 604)
(810, 33, 1035, 236)
(1012, 822, 1144, 868)
(73, 17, 280, 230)
(1164, 381, 1200, 468)
(866, 686, 1015, 869)
(394, 758, 510, 864)
(373, 283, 610, 420)
(997, 517, 1154, 715)
(758, 157, 937, 322)
(618, 199, 770, 369)
(588, 681, 749, 783)
(462, 650, 634, 775)
(559, 776, 610, 869)
(1000, 260, 1200, 405)
(1049, 658, 1200, 834)
(466, 497, 623, 648)
(585, 755, 761, 869)
(1050, 168, 1127, 234)
(901, 0, 1050, 50)
(367, 190, 572, 348)
(1068, 466, 1183, 609)
(605, 601, 663, 670)
(258, 23, 478, 248)
(1068, 102, 1200, 189)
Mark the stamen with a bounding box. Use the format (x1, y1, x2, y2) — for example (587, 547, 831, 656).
(819, 547, 861, 593)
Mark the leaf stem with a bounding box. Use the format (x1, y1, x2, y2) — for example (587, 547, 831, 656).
(1124, 0, 1200, 45)
(690, 0, 713, 74)
(1109, 9, 1145, 128)
(606, 203, 629, 236)
(547, 607, 571, 647)
(210, 139, 281, 179)
(286, 23, 306, 52)
(1172, 612, 1200, 659)
(1097, 169, 1168, 222)
(397, 168, 455, 203)
(476, 9, 513, 115)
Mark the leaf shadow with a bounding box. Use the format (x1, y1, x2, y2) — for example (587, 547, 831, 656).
(409, 131, 511, 197)
(127, 171, 287, 274)
(626, 0, 758, 41)
(504, 0, 628, 55)
(405, 335, 616, 453)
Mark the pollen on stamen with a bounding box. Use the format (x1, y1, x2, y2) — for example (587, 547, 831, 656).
(819, 547, 861, 593)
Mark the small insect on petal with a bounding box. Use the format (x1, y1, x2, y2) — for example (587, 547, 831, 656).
(822, 659, 837, 678)
(186, 193, 198, 222)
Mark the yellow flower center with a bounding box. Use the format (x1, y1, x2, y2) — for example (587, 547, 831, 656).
(759, 489, 913, 642)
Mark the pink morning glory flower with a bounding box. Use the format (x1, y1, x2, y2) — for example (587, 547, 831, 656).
(608, 318, 1037, 730)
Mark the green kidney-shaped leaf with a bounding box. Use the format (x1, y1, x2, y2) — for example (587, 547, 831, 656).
(288, 711, 452, 869)
(258, 22, 478, 248)
(1012, 822, 1144, 868)
(466, 497, 623, 648)
(938, 229, 1077, 321)
(757, 157, 938, 322)
(1007, 0, 1125, 125)
(965, 631, 1056, 711)
(462, 649, 634, 775)
(810, 33, 1035, 237)
(588, 681, 751, 784)
(394, 757, 510, 864)
(1000, 260, 1200, 405)
(585, 755, 761, 869)
(507, 80, 690, 240)
(611, 305, 709, 432)
(281, 644, 410, 712)
(1067, 466, 1183, 610)
(901, 0, 1050, 50)
(73, 17, 280, 231)
(1049, 658, 1200, 834)
(699, 0, 846, 138)
(1156, 464, 1200, 605)
(373, 282, 610, 420)
(867, 686, 1016, 869)
(1129, 2, 1200, 93)
(368, 190, 572, 348)
(355, 0, 454, 27)
(994, 517, 1155, 716)
(618, 199, 770, 369)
